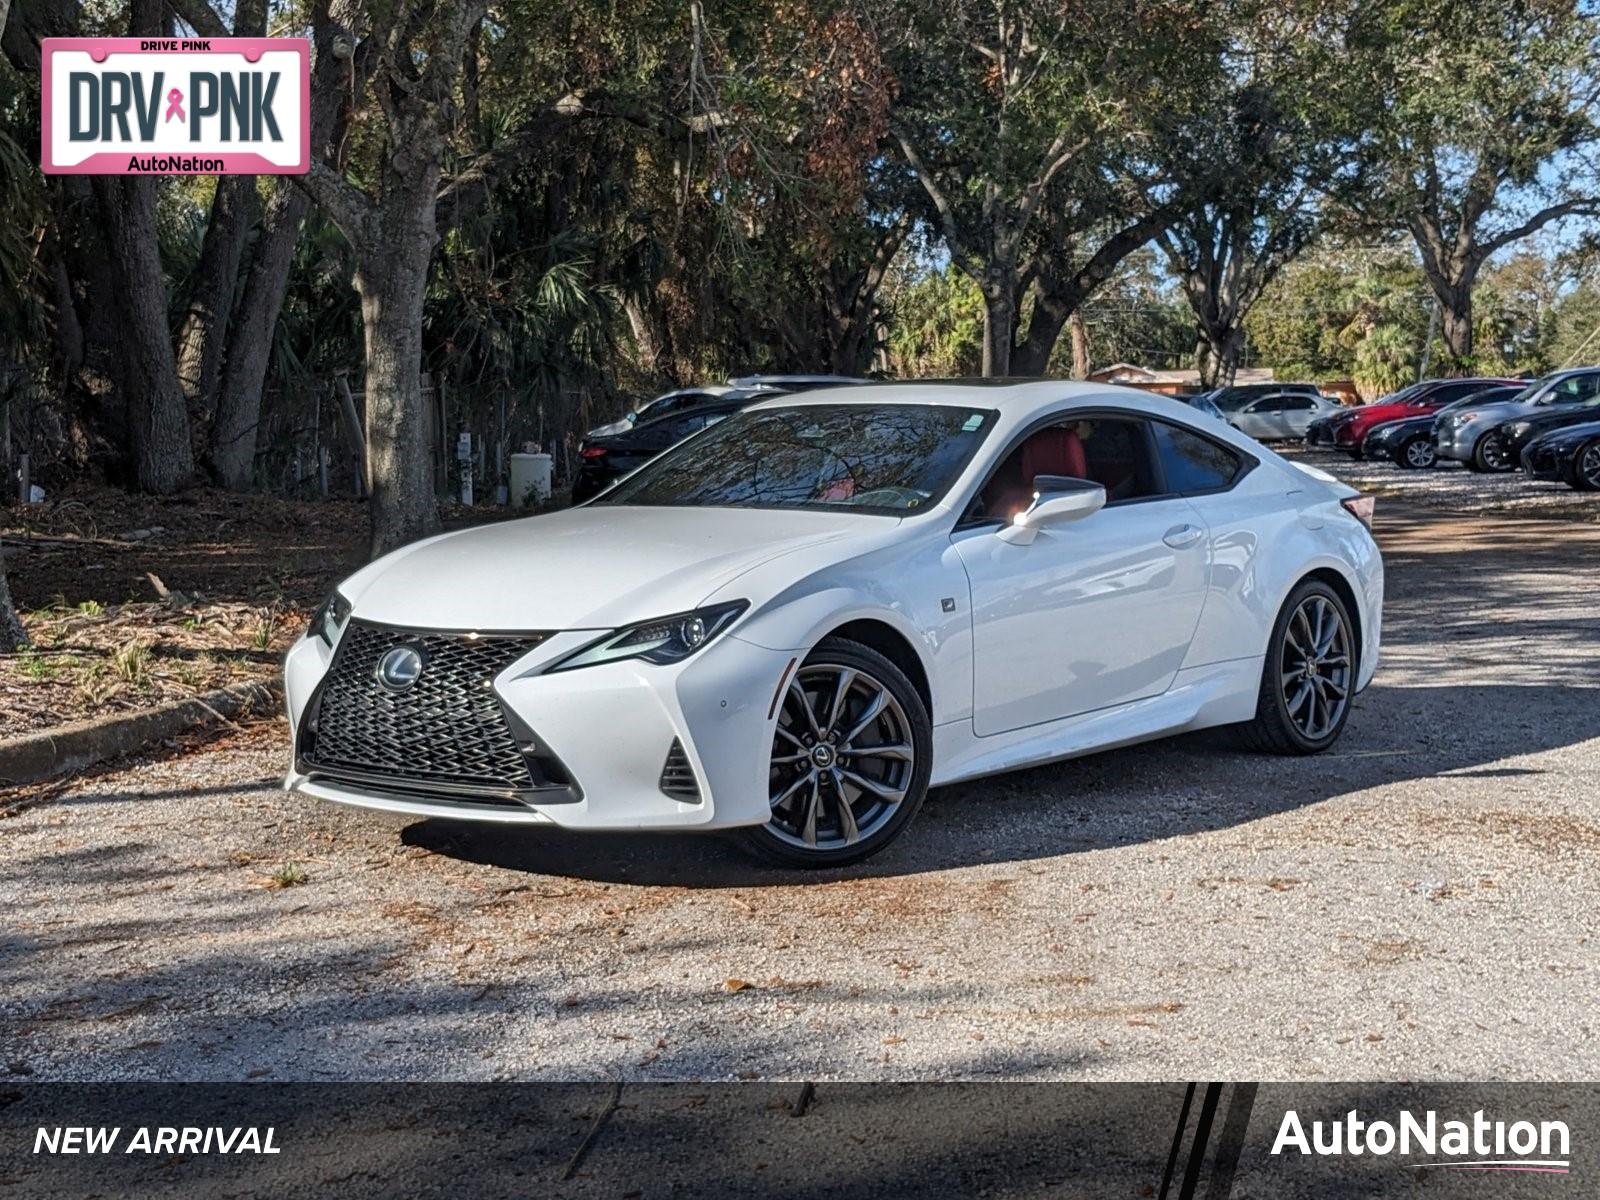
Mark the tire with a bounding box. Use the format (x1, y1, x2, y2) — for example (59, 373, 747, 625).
(1236, 580, 1356, 756)
(1397, 436, 1436, 470)
(1571, 440, 1600, 492)
(1345, 448, 1363, 461)
(738, 637, 933, 868)
(1472, 433, 1515, 473)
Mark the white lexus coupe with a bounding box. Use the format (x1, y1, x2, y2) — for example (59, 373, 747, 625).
(285, 382, 1383, 866)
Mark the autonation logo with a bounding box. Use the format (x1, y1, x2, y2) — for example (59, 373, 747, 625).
(1272, 1108, 1571, 1175)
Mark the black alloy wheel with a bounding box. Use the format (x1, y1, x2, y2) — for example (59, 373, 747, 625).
(1573, 440, 1600, 492)
(1473, 433, 1515, 473)
(1238, 580, 1356, 755)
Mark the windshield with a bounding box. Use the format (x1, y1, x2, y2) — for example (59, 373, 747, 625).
(594, 403, 997, 514)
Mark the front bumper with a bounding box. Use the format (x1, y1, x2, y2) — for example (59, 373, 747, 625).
(1362, 429, 1404, 459)
(283, 625, 796, 832)
(1521, 441, 1565, 481)
(1432, 424, 1480, 462)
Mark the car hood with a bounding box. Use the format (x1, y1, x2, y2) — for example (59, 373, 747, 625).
(1440, 400, 1527, 426)
(1349, 402, 1419, 424)
(337, 506, 891, 631)
(1531, 418, 1600, 449)
(1367, 416, 1428, 437)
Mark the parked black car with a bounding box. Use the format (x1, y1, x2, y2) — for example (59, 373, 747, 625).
(1360, 386, 1523, 468)
(1520, 418, 1600, 491)
(572, 389, 774, 502)
(584, 386, 734, 440)
(1494, 392, 1600, 465)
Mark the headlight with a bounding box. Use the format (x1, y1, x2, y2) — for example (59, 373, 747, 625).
(308, 591, 352, 647)
(548, 601, 748, 672)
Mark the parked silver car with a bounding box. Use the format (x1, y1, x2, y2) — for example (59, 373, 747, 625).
(1226, 390, 1343, 441)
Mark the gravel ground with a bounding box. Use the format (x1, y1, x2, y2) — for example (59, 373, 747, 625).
(1285, 442, 1600, 521)
(2, 495, 1597, 1083)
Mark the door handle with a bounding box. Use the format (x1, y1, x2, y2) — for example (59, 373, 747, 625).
(1163, 524, 1204, 549)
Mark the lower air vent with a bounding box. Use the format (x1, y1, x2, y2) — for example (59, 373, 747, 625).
(659, 740, 701, 801)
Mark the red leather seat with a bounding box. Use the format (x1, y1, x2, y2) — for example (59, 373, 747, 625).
(1020, 427, 1087, 482)
(981, 426, 1089, 520)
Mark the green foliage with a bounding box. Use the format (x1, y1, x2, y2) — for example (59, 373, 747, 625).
(1545, 282, 1600, 368)
(1245, 244, 1437, 393)
(884, 262, 985, 377)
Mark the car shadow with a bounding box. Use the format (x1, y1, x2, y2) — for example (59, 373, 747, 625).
(401, 680, 1600, 888)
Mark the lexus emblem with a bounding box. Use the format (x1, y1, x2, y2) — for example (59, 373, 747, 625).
(376, 645, 425, 692)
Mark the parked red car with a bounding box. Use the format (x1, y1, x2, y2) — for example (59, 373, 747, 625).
(1310, 378, 1523, 458)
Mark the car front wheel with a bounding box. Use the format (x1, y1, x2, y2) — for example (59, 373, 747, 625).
(1571, 440, 1600, 492)
(1473, 434, 1515, 473)
(1398, 436, 1436, 469)
(739, 637, 933, 868)
(1237, 581, 1356, 755)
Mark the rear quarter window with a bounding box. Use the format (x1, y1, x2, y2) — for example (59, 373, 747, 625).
(1154, 422, 1244, 493)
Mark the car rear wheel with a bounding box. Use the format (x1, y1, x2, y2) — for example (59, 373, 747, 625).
(1398, 437, 1436, 469)
(1237, 581, 1356, 755)
(739, 637, 933, 868)
(1572, 440, 1600, 492)
(1473, 434, 1515, 473)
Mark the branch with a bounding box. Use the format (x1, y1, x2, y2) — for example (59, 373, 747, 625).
(1015, 129, 1090, 234)
(435, 92, 687, 228)
(1479, 197, 1600, 258)
(294, 161, 374, 244)
(420, 0, 488, 94)
(163, 0, 226, 38)
(892, 127, 980, 275)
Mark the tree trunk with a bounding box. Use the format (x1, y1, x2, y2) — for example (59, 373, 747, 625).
(354, 209, 439, 558)
(211, 184, 311, 488)
(1206, 326, 1244, 388)
(1011, 289, 1069, 376)
(1438, 287, 1473, 367)
(0, 541, 26, 652)
(175, 176, 255, 419)
(1069, 310, 1090, 379)
(981, 275, 1016, 377)
(92, 176, 194, 494)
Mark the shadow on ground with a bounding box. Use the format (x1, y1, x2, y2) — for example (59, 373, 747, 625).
(402, 678, 1600, 887)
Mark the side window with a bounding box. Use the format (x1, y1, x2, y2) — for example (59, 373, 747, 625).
(1280, 396, 1315, 411)
(1153, 422, 1243, 493)
(667, 414, 709, 439)
(1077, 417, 1160, 503)
(1251, 395, 1288, 412)
(973, 413, 1160, 520)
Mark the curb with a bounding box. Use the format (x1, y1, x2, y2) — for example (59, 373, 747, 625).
(0, 681, 282, 789)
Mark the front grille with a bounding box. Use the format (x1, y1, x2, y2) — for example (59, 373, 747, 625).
(303, 621, 547, 792)
(659, 739, 701, 801)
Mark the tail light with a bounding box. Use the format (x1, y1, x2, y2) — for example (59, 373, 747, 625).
(1341, 495, 1375, 529)
(580, 445, 607, 459)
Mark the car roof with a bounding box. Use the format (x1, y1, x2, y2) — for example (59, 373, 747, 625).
(744, 378, 1215, 420)
(727, 374, 870, 389)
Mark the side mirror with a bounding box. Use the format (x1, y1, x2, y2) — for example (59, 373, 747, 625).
(998, 475, 1106, 545)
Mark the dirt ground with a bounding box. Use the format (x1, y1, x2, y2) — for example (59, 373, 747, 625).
(0, 486, 521, 732)
(1, 495, 1597, 1083)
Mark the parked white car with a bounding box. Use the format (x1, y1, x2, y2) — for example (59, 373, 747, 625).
(1227, 391, 1342, 440)
(284, 382, 1383, 866)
